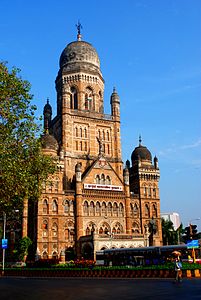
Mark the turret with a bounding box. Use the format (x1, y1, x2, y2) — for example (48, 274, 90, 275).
(154, 156, 159, 169)
(43, 98, 52, 131)
(110, 87, 120, 117)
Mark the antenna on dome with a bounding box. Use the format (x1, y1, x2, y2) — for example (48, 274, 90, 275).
(76, 20, 82, 41)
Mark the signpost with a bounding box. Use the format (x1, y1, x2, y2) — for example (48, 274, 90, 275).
(187, 240, 199, 263)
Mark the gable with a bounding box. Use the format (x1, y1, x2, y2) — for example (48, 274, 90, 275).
(82, 156, 123, 191)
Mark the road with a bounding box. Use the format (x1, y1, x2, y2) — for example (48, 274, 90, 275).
(0, 277, 201, 300)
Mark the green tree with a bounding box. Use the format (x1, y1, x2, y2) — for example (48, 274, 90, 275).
(16, 236, 32, 262)
(0, 62, 55, 216)
(161, 218, 177, 245)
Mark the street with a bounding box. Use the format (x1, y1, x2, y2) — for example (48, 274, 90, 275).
(0, 277, 201, 300)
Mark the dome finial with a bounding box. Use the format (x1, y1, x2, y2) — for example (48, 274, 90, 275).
(47, 97, 49, 104)
(139, 134, 142, 146)
(76, 20, 82, 41)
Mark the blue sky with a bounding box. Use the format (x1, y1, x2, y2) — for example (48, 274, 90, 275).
(1, 0, 201, 230)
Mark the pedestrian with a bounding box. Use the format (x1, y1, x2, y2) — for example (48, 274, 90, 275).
(174, 256, 182, 282)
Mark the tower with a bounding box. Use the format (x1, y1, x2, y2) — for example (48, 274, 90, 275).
(129, 136, 162, 246)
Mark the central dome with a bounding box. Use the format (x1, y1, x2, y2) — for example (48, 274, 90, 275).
(59, 40, 100, 72)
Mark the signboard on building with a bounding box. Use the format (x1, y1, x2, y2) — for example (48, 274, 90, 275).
(84, 184, 123, 191)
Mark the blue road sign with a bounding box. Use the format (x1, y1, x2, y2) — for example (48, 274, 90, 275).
(187, 240, 199, 248)
(2, 239, 8, 249)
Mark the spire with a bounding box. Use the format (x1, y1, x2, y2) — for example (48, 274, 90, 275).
(76, 20, 82, 41)
(139, 135, 142, 146)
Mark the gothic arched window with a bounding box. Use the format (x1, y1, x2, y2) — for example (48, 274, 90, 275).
(85, 87, 93, 110)
(108, 202, 112, 216)
(64, 200, 70, 214)
(52, 200, 58, 214)
(102, 202, 107, 216)
(83, 201, 89, 216)
(96, 175, 100, 184)
(43, 200, 49, 214)
(119, 203, 124, 217)
(96, 202, 101, 216)
(152, 204, 157, 218)
(113, 202, 118, 217)
(52, 223, 58, 238)
(133, 203, 139, 218)
(145, 204, 150, 218)
(70, 87, 78, 109)
(89, 201, 95, 216)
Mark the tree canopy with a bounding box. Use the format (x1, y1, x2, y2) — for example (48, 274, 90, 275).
(0, 62, 55, 215)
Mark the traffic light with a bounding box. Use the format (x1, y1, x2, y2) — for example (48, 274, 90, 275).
(190, 224, 198, 239)
(184, 226, 191, 241)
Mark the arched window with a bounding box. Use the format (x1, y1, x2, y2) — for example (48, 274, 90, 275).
(85, 87, 93, 110)
(143, 186, 147, 196)
(132, 222, 140, 234)
(80, 127, 82, 137)
(52, 200, 58, 214)
(113, 222, 123, 234)
(96, 175, 100, 184)
(70, 87, 78, 109)
(102, 131, 105, 140)
(64, 200, 70, 214)
(99, 227, 103, 235)
(75, 141, 78, 150)
(52, 223, 58, 238)
(83, 201, 89, 216)
(113, 202, 118, 217)
(43, 252, 48, 259)
(96, 202, 101, 216)
(133, 203, 139, 218)
(152, 204, 157, 218)
(85, 141, 87, 151)
(107, 131, 109, 141)
(148, 186, 151, 197)
(42, 220, 48, 230)
(89, 201, 95, 216)
(102, 202, 107, 216)
(119, 203, 124, 217)
(153, 188, 156, 198)
(145, 204, 150, 218)
(80, 141, 82, 151)
(75, 127, 78, 137)
(43, 200, 48, 214)
(107, 202, 112, 216)
(42, 220, 48, 237)
(107, 144, 110, 155)
(101, 174, 105, 184)
(84, 128, 87, 138)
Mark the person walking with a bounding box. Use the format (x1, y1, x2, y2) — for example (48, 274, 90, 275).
(174, 257, 182, 282)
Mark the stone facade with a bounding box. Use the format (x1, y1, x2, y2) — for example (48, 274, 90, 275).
(23, 31, 162, 261)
